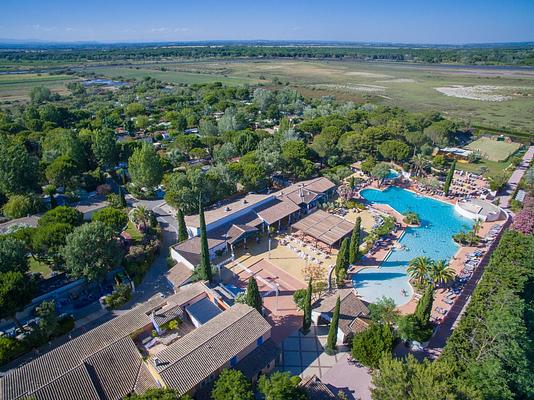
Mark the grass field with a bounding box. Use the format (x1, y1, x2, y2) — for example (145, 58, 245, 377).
(0, 73, 74, 102)
(29, 258, 52, 278)
(126, 59, 534, 134)
(465, 137, 523, 161)
(82, 65, 259, 86)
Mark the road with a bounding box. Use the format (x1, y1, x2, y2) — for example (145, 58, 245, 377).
(120, 196, 178, 308)
(499, 145, 534, 209)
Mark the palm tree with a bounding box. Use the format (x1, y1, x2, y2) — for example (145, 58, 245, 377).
(407, 256, 433, 285)
(132, 206, 151, 231)
(472, 218, 483, 236)
(411, 154, 429, 177)
(429, 260, 455, 287)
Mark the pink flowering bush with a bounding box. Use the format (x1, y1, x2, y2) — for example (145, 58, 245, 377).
(511, 195, 534, 235)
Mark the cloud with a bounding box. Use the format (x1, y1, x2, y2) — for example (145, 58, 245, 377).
(31, 24, 57, 32)
(148, 27, 191, 34)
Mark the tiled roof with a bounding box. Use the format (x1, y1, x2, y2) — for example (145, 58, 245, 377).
(313, 289, 369, 335)
(255, 199, 300, 225)
(184, 194, 270, 228)
(274, 177, 335, 206)
(0, 284, 208, 400)
(236, 338, 280, 380)
(0, 296, 163, 400)
(225, 224, 259, 245)
(300, 375, 337, 399)
(291, 210, 354, 246)
(19, 338, 154, 400)
(30, 365, 100, 400)
(166, 262, 193, 288)
(154, 304, 271, 395)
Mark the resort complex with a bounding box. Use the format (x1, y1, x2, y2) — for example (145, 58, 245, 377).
(1, 22, 534, 399)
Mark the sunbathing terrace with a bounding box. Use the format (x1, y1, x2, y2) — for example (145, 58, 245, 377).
(0, 283, 278, 400)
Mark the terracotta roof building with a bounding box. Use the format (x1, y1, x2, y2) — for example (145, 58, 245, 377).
(170, 177, 337, 270)
(300, 375, 337, 400)
(0, 283, 278, 400)
(312, 289, 370, 343)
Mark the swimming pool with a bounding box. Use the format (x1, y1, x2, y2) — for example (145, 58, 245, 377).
(385, 169, 400, 180)
(353, 186, 473, 306)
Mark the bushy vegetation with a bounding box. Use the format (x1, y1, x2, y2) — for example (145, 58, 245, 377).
(2, 44, 534, 66)
(102, 283, 132, 309)
(371, 230, 534, 399)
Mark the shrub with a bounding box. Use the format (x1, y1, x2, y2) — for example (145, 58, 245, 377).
(3, 194, 42, 219)
(103, 284, 132, 309)
(403, 211, 420, 226)
(0, 336, 27, 366)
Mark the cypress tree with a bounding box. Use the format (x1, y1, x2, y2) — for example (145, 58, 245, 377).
(335, 238, 350, 284)
(118, 185, 127, 208)
(302, 278, 312, 332)
(414, 285, 434, 327)
(177, 207, 189, 243)
(246, 277, 263, 314)
(326, 296, 341, 352)
(443, 160, 456, 195)
(198, 196, 212, 283)
(49, 193, 57, 209)
(349, 217, 361, 264)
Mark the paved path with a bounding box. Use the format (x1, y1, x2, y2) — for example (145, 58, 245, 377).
(500, 145, 534, 209)
(120, 196, 177, 309)
(277, 325, 371, 400)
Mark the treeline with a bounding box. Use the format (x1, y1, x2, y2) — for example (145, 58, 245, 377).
(2, 45, 534, 66)
(371, 229, 534, 400)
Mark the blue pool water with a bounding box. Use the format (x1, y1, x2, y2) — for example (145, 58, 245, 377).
(353, 187, 473, 306)
(385, 169, 400, 180)
(224, 283, 244, 297)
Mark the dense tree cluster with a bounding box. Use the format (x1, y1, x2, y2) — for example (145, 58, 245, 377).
(2, 44, 533, 66)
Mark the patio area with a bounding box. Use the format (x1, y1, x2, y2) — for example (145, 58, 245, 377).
(277, 325, 372, 400)
(278, 325, 350, 379)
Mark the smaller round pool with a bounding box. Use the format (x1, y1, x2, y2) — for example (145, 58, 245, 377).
(384, 169, 400, 180)
(353, 265, 413, 306)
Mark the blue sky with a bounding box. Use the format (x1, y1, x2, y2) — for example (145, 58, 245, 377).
(2, 0, 533, 44)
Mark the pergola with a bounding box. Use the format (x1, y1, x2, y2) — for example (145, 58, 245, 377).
(291, 210, 354, 250)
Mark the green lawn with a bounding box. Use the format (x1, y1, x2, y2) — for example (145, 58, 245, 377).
(465, 137, 523, 161)
(456, 158, 516, 177)
(125, 220, 144, 242)
(82, 66, 258, 86)
(29, 258, 53, 278)
(0, 73, 75, 102)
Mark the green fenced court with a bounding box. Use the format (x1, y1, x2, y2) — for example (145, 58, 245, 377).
(466, 137, 522, 161)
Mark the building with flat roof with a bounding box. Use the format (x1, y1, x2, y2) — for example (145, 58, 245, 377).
(434, 147, 473, 162)
(0, 283, 278, 400)
(455, 198, 505, 222)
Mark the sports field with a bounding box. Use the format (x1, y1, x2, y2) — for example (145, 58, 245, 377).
(466, 137, 523, 161)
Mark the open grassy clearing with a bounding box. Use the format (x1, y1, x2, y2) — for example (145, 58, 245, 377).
(466, 137, 523, 161)
(29, 257, 53, 278)
(151, 59, 534, 133)
(82, 65, 259, 86)
(0, 73, 74, 103)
